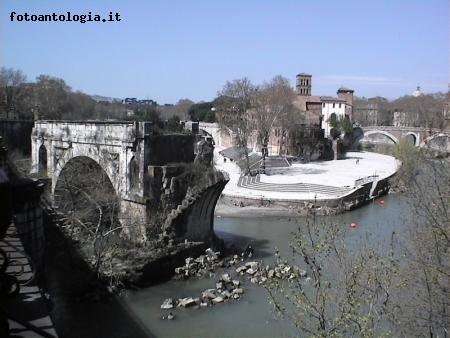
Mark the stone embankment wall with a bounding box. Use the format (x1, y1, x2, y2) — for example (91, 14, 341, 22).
(220, 175, 392, 216)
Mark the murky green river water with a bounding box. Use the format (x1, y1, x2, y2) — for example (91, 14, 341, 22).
(120, 193, 410, 337)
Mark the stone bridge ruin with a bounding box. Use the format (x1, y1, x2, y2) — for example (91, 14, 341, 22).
(30, 120, 228, 243)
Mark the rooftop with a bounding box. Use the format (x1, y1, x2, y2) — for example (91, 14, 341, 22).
(337, 87, 354, 93)
(320, 96, 347, 102)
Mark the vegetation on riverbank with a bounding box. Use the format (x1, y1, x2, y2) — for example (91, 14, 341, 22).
(264, 143, 449, 337)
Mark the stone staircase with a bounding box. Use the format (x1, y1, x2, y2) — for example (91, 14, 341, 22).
(163, 188, 203, 231)
(237, 174, 352, 197)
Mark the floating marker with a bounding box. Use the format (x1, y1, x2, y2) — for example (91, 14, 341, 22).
(350, 223, 357, 228)
(380, 200, 385, 206)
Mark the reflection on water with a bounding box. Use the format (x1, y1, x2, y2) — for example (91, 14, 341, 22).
(121, 194, 410, 337)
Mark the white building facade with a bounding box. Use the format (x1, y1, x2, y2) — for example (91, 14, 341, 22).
(320, 97, 348, 137)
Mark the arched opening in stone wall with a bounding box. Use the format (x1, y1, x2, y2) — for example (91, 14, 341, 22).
(38, 145, 47, 176)
(362, 131, 397, 145)
(403, 134, 416, 146)
(54, 156, 121, 259)
(128, 156, 139, 191)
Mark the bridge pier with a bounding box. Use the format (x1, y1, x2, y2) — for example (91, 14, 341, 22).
(119, 199, 147, 241)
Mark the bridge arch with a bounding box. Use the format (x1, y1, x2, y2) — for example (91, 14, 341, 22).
(362, 130, 399, 144)
(53, 155, 120, 234)
(403, 132, 420, 146)
(52, 150, 119, 197)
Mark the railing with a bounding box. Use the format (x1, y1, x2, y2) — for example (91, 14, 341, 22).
(354, 174, 379, 187)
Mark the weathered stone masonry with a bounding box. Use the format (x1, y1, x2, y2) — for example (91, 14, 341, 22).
(30, 120, 228, 243)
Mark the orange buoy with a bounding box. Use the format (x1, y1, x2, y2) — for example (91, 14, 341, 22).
(380, 200, 385, 206)
(350, 223, 357, 228)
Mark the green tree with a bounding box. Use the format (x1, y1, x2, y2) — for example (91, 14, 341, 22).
(166, 115, 183, 132)
(33, 75, 72, 120)
(188, 102, 215, 122)
(131, 105, 163, 126)
(391, 144, 449, 337)
(216, 78, 256, 174)
(253, 75, 300, 160)
(0, 67, 27, 118)
(265, 215, 401, 337)
(393, 94, 447, 129)
(329, 113, 338, 129)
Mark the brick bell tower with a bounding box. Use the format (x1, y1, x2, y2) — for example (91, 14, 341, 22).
(296, 73, 312, 96)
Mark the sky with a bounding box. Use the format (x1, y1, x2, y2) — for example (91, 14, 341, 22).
(1, 0, 448, 103)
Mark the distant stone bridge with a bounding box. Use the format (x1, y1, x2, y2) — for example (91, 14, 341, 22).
(361, 126, 449, 152)
(30, 120, 227, 242)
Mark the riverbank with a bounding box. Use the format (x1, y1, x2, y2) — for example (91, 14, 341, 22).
(124, 193, 410, 338)
(215, 196, 306, 217)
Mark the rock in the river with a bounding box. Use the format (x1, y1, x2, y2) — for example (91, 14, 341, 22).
(221, 290, 232, 299)
(161, 298, 174, 309)
(267, 269, 275, 278)
(174, 267, 184, 274)
(212, 296, 224, 304)
(177, 297, 197, 308)
(167, 312, 174, 320)
(221, 273, 232, 283)
(232, 280, 240, 287)
(233, 288, 244, 294)
(246, 261, 259, 270)
(205, 248, 218, 260)
(246, 268, 257, 275)
(236, 266, 247, 273)
(195, 255, 206, 264)
(202, 289, 216, 299)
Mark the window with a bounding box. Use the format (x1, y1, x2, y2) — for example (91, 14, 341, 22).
(129, 156, 139, 190)
(333, 103, 335, 108)
(339, 103, 341, 108)
(322, 103, 325, 108)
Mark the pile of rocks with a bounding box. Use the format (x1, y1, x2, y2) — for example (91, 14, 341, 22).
(160, 272, 244, 316)
(202, 272, 244, 304)
(235, 261, 307, 285)
(173, 248, 244, 280)
(161, 248, 308, 319)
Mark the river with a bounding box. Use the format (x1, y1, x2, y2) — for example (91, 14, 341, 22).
(121, 192, 410, 337)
